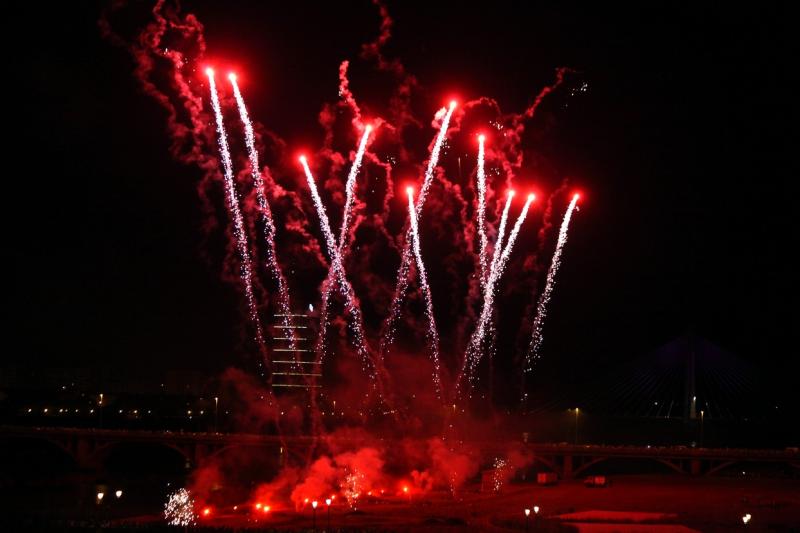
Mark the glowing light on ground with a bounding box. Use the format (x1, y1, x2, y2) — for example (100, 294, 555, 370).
(206, 70, 268, 372)
(407, 187, 442, 399)
(381, 101, 457, 356)
(525, 193, 580, 371)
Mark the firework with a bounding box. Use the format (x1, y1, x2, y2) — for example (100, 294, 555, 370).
(380, 101, 457, 355)
(407, 187, 442, 399)
(300, 156, 374, 376)
(338, 126, 372, 251)
(343, 470, 366, 507)
(115, 1, 582, 409)
(316, 127, 373, 367)
(458, 192, 514, 388)
(477, 134, 489, 286)
(525, 193, 580, 371)
(488, 191, 514, 282)
(164, 488, 196, 526)
(229, 73, 297, 357)
(206, 69, 268, 371)
(459, 192, 535, 391)
(496, 194, 535, 277)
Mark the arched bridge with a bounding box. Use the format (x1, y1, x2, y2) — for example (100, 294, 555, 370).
(1, 426, 797, 477)
(517, 442, 800, 478)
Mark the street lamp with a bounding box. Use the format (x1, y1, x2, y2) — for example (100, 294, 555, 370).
(700, 409, 705, 447)
(98, 393, 104, 428)
(115, 490, 122, 499)
(311, 500, 318, 531)
(325, 498, 332, 531)
(574, 407, 580, 444)
(524, 508, 531, 532)
(214, 396, 219, 433)
(96, 492, 104, 504)
(534, 505, 540, 515)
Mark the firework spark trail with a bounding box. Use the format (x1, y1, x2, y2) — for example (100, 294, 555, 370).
(480, 193, 535, 364)
(525, 193, 580, 371)
(300, 157, 374, 377)
(379, 101, 456, 357)
(458, 192, 534, 393)
(314, 127, 372, 370)
(229, 75, 298, 358)
(488, 191, 515, 286)
(407, 187, 442, 399)
(207, 69, 268, 372)
(496, 194, 535, 277)
(338, 127, 373, 252)
(476, 135, 489, 287)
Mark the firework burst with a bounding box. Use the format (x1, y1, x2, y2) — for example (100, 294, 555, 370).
(164, 488, 196, 526)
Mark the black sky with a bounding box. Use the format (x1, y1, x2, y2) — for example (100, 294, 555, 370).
(3, 2, 792, 400)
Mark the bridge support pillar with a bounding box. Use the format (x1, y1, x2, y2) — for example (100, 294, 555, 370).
(563, 454, 573, 479)
(74, 437, 100, 471)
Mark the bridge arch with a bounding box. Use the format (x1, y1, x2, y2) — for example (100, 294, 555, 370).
(92, 441, 190, 476)
(573, 456, 687, 477)
(529, 455, 559, 474)
(207, 441, 309, 468)
(0, 435, 78, 479)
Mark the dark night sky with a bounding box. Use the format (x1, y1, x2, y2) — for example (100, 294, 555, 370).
(3, 2, 792, 400)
